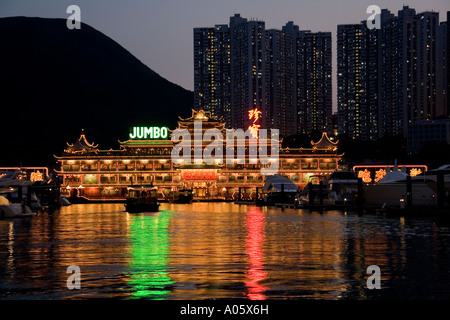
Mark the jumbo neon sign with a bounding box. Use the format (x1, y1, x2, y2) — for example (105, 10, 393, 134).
(129, 126, 169, 139)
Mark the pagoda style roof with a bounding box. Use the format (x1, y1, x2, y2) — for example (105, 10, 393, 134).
(172, 109, 226, 133)
(65, 129, 99, 154)
(311, 132, 338, 151)
(178, 108, 223, 122)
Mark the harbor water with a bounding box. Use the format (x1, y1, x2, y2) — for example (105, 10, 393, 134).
(0, 202, 449, 300)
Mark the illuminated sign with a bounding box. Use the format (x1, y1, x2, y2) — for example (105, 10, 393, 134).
(248, 108, 262, 139)
(353, 165, 427, 183)
(374, 169, 386, 182)
(182, 171, 216, 181)
(358, 169, 372, 183)
(129, 127, 169, 139)
(30, 171, 44, 182)
(410, 168, 423, 176)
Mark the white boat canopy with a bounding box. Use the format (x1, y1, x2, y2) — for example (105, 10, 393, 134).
(263, 175, 298, 192)
(378, 171, 408, 184)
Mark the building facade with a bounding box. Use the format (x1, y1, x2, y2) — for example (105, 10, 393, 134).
(337, 23, 378, 140)
(338, 6, 447, 140)
(193, 25, 231, 127)
(447, 12, 450, 117)
(55, 110, 342, 201)
(407, 119, 450, 153)
(297, 30, 333, 135)
(229, 14, 269, 132)
(194, 15, 333, 138)
(267, 25, 298, 136)
(438, 19, 448, 117)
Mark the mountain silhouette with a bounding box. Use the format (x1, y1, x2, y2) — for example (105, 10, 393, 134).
(0, 16, 193, 167)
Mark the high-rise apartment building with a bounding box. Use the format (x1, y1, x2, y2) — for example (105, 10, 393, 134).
(193, 25, 231, 127)
(447, 12, 450, 117)
(194, 15, 332, 137)
(377, 9, 399, 137)
(338, 6, 446, 140)
(381, 7, 443, 136)
(442, 11, 450, 118)
(229, 14, 269, 131)
(296, 30, 333, 135)
(267, 22, 298, 136)
(337, 24, 378, 140)
(413, 11, 440, 121)
(437, 20, 447, 118)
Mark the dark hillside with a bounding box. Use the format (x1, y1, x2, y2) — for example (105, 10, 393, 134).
(0, 17, 193, 166)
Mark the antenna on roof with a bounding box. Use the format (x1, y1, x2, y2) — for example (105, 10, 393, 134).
(199, 93, 203, 110)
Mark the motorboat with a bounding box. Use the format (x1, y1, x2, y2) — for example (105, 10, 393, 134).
(9, 191, 43, 212)
(125, 185, 160, 213)
(60, 196, 72, 206)
(362, 167, 440, 207)
(423, 164, 450, 184)
(0, 170, 33, 188)
(1, 169, 63, 211)
(1, 170, 42, 211)
(262, 175, 299, 205)
(0, 195, 36, 218)
(294, 170, 360, 207)
(167, 189, 194, 204)
(327, 170, 359, 205)
(296, 182, 334, 207)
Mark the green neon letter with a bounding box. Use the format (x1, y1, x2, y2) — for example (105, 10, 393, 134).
(161, 127, 168, 139)
(154, 127, 160, 139)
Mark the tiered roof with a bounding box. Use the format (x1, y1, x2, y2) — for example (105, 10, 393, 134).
(65, 129, 99, 154)
(311, 132, 338, 152)
(174, 109, 226, 133)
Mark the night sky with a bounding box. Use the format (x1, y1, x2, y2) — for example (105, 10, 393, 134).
(1, 0, 448, 102)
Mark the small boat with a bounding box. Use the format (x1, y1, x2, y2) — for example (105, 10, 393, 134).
(9, 191, 43, 212)
(327, 170, 359, 205)
(0, 195, 36, 218)
(125, 185, 160, 213)
(262, 175, 299, 205)
(362, 167, 438, 207)
(296, 183, 334, 207)
(167, 189, 194, 204)
(0, 170, 25, 187)
(60, 196, 72, 206)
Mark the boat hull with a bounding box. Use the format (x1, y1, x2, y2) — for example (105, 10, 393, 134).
(125, 202, 160, 213)
(168, 195, 193, 204)
(363, 183, 436, 207)
(167, 190, 193, 204)
(0, 203, 36, 218)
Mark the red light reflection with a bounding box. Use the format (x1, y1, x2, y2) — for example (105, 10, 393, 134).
(245, 206, 267, 300)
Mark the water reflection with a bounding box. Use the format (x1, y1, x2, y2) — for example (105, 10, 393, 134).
(245, 206, 267, 300)
(128, 210, 173, 299)
(166, 203, 248, 299)
(6, 222, 15, 278)
(0, 203, 449, 299)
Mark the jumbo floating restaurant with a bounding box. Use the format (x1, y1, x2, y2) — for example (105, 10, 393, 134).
(55, 109, 342, 201)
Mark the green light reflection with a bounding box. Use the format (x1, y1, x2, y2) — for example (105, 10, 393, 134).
(128, 210, 173, 299)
